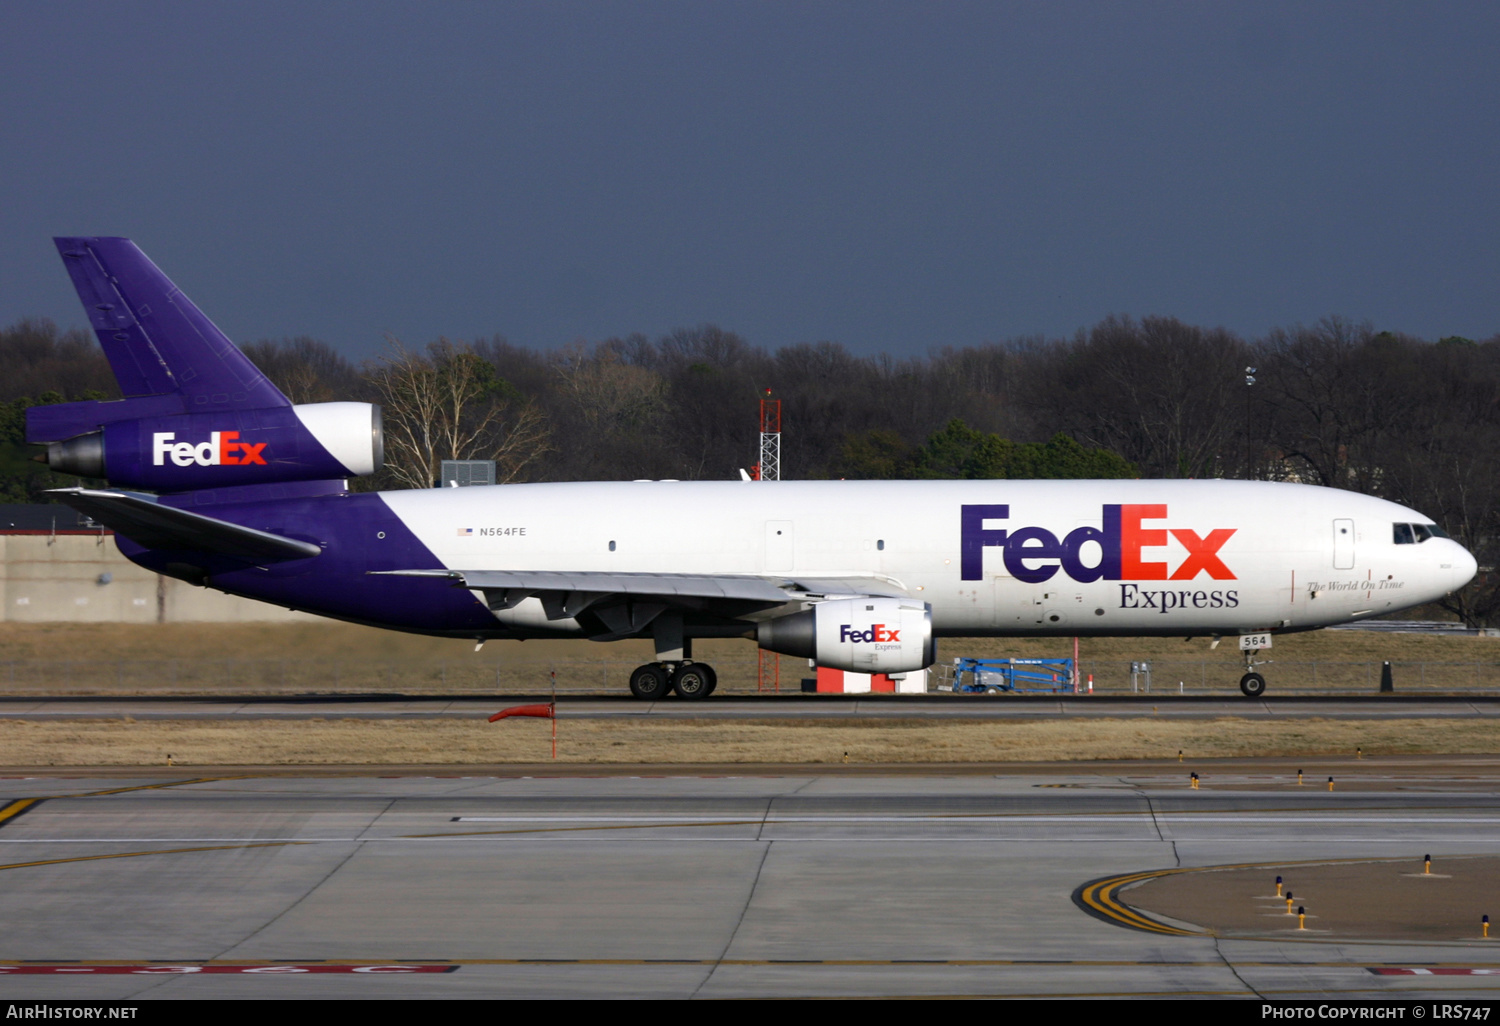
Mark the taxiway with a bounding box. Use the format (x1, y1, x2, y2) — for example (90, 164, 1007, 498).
(0, 764, 1498, 998)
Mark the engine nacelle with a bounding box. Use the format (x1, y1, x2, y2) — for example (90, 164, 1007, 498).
(39, 402, 383, 491)
(757, 597, 933, 674)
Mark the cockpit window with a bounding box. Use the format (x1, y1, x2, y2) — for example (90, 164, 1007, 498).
(1393, 522, 1449, 544)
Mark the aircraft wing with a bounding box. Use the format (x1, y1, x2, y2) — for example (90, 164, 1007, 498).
(387, 569, 792, 603)
(782, 577, 910, 599)
(382, 568, 909, 601)
(48, 487, 321, 562)
(378, 568, 910, 638)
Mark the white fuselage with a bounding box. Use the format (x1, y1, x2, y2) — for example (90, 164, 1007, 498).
(380, 478, 1476, 638)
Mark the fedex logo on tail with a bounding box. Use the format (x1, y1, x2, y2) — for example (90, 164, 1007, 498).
(152, 432, 268, 468)
(840, 624, 901, 644)
(961, 504, 1236, 584)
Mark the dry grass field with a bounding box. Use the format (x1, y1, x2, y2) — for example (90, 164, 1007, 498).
(1, 715, 1496, 766)
(0, 620, 1496, 695)
(3, 624, 1496, 767)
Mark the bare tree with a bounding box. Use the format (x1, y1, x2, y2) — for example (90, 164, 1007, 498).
(369, 337, 551, 489)
(552, 341, 666, 430)
(240, 336, 362, 404)
(1253, 318, 1415, 491)
(1034, 316, 1249, 478)
(0, 318, 117, 402)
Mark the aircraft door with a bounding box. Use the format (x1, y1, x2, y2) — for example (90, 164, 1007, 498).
(988, 554, 1012, 626)
(1333, 519, 1355, 570)
(764, 520, 795, 572)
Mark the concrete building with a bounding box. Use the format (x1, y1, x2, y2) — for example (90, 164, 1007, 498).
(0, 504, 318, 624)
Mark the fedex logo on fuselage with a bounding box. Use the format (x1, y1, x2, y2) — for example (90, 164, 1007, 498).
(840, 624, 901, 644)
(961, 504, 1236, 584)
(151, 431, 268, 468)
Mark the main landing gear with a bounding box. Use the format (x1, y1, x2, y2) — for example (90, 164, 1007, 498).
(628, 662, 718, 700)
(628, 614, 718, 700)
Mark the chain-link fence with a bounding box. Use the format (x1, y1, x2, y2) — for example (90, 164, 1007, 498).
(903, 658, 1500, 696)
(1027, 659, 1496, 695)
(1080, 658, 1500, 694)
(1, 654, 1498, 696)
(0, 653, 768, 696)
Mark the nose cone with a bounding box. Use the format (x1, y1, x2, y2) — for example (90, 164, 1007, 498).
(1451, 542, 1479, 593)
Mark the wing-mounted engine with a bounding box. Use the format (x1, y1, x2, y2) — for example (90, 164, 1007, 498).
(757, 597, 934, 673)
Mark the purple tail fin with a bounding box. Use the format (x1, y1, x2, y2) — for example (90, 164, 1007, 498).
(53, 237, 289, 410)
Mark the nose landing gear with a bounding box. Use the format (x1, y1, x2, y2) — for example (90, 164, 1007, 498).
(1240, 647, 1269, 697)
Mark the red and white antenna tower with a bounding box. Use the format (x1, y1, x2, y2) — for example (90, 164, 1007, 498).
(756, 389, 781, 481)
(755, 388, 783, 693)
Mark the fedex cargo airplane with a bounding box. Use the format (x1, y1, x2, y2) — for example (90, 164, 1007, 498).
(29, 238, 1478, 698)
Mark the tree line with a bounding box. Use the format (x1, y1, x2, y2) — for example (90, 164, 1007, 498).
(2, 314, 1498, 624)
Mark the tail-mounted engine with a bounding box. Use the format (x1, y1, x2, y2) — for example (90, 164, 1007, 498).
(757, 597, 934, 674)
(29, 237, 386, 494)
(34, 401, 383, 491)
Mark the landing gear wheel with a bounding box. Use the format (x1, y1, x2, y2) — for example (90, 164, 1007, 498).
(701, 664, 718, 696)
(1239, 672, 1267, 698)
(672, 662, 714, 700)
(629, 663, 671, 700)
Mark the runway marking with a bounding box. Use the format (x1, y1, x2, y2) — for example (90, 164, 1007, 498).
(409, 820, 765, 838)
(412, 808, 1500, 839)
(1076, 869, 1202, 936)
(0, 964, 455, 974)
(783, 987, 1500, 999)
(454, 816, 782, 822)
(7, 835, 1500, 847)
(0, 777, 247, 835)
(0, 841, 301, 874)
(446, 814, 1500, 825)
(795, 991, 1259, 999)
(73, 777, 243, 797)
(1075, 853, 1497, 937)
(3, 958, 1494, 968)
(0, 798, 42, 827)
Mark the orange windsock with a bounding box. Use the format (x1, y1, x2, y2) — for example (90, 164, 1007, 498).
(489, 703, 555, 722)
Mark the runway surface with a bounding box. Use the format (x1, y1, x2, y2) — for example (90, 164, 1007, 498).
(4, 694, 1500, 720)
(2, 763, 1500, 998)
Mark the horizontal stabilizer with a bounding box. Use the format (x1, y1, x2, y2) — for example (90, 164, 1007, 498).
(48, 487, 321, 562)
(26, 393, 186, 444)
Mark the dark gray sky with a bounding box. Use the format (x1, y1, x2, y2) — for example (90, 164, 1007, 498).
(2, 2, 1496, 359)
